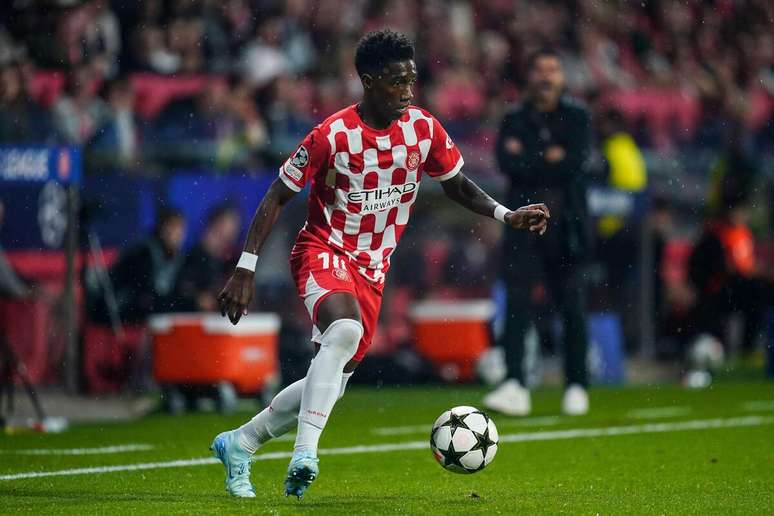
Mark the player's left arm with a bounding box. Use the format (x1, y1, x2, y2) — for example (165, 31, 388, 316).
(427, 115, 549, 233)
(440, 172, 550, 234)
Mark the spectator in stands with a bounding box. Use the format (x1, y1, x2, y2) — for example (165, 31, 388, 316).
(264, 74, 314, 164)
(210, 0, 256, 61)
(225, 77, 269, 168)
(57, 0, 121, 76)
(150, 77, 266, 169)
(430, 63, 486, 137)
(177, 203, 241, 312)
(151, 79, 231, 158)
(0, 60, 56, 144)
(240, 18, 289, 88)
(88, 76, 139, 169)
(52, 65, 106, 145)
(129, 26, 181, 74)
(167, 16, 205, 74)
(101, 207, 187, 324)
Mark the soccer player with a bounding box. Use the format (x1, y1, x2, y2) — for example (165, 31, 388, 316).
(211, 30, 550, 499)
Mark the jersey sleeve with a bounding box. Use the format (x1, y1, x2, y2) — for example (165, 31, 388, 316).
(423, 117, 464, 181)
(278, 126, 330, 192)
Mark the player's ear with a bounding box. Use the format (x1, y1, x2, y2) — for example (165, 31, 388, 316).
(361, 73, 373, 90)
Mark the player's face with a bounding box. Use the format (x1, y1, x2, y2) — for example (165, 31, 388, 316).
(528, 55, 564, 103)
(368, 60, 417, 120)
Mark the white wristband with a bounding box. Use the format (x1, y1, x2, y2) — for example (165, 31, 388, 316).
(493, 204, 510, 223)
(236, 252, 258, 272)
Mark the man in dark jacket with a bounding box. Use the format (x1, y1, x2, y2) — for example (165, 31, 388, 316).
(484, 48, 592, 416)
(176, 203, 241, 312)
(88, 208, 187, 325)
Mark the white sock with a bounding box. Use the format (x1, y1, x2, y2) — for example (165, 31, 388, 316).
(294, 319, 362, 455)
(237, 366, 355, 454)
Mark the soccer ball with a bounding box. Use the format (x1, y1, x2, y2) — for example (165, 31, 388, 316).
(430, 406, 498, 474)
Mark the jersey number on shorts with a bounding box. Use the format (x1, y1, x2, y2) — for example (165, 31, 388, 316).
(317, 252, 347, 270)
(318, 252, 351, 282)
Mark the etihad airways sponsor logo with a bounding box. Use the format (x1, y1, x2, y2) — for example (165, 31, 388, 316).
(347, 182, 418, 212)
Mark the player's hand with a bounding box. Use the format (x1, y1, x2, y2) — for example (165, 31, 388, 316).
(505, 203, 550, 235)
(218, 268, 255, 325)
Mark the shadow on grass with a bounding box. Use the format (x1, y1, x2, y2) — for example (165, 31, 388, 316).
(0, 488, 226, 504)
(0, 487, 494, 511)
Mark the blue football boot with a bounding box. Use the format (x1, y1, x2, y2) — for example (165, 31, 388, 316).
(210, 430, 256, 498)
(284, 451, 319, 499)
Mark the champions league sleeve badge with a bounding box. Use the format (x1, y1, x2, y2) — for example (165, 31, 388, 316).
(290, 145, 309, 168)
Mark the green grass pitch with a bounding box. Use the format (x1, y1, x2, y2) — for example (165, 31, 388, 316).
(1, 381, 773, 514)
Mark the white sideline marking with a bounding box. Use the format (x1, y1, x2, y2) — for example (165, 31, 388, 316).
(1, 415, 771, 482)
(627, 407, 691, 419)
(372, 416, 561, 436)
(741, 400, 774, 412)
(0, 444, 154, 456)
(509, 416, 562, 427)
(497, 416, 772, 443)
(0, 458, 218, 481)
(371, 424, 428, 436)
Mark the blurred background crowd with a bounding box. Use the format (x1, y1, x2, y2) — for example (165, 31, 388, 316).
(0, 0, 772, 394)
(1, 0, 772, 170)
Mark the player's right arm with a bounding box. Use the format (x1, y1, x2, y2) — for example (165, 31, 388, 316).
(218, 179, 297, 324)
(219, 126, 330, 324)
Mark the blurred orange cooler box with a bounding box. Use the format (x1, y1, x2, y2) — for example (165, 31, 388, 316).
(409, 300, 495, 381)
(149, 313, 280, 394)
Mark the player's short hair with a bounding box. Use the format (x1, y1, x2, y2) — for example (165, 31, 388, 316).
(525, 46, 560, 71)
(355, 29, 414, 77)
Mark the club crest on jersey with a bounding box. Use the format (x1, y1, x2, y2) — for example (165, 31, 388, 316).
(446, 135, 454, 149)
(407, 150, 421, 171)
(290, 145, 309, 168)
(332, 267, 352, 282)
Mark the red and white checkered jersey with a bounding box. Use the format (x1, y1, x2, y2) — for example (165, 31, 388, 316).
(279, 104, 463, 283)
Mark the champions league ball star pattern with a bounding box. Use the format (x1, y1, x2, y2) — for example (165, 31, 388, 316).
(279, 104, 464, 284)
(430, 406, 499, 474)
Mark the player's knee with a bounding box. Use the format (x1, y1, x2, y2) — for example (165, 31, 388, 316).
(321, 318, 363, 360)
